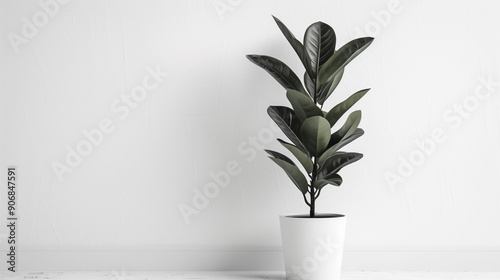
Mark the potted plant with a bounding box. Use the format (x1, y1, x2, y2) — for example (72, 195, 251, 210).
(246, 16, 374, 280)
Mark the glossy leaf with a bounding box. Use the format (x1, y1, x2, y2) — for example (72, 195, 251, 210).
(273, 16, 314, 79)
(269, 157, 309, 194)
(304, 22, 336, 78)
(286, 89, 323, 122)
(268, 106, 308, 154)
(247, 55, 307, 95)
(317, 68, 344, 105)
(319, 128, 364, 165)
(304, 71, 315, 98)
(319, 152, 363, 179)
(300, 116, 331, 156)
(313, 174, 343, 189)
(330, 110, 361, 146)
(318, 37, 374, 84)
(325, 89, 369, 127)
(265, 149, 295, 165)
(278, 139, 313, 174)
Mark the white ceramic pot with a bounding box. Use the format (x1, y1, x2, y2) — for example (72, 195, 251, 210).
(280, 214, 346, 280)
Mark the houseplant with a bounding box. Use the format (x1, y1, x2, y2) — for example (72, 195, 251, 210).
(246, 16, 374, 280)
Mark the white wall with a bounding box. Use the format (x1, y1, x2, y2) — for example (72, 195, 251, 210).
(1, 0, 500, 271)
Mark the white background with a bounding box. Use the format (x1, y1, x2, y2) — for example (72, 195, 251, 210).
(1, 0, 500, 271)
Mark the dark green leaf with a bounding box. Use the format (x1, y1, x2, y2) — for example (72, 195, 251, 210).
(265, 150, 295, 165)
(286, 89, 323, 122)
(300, 116, 331, 156)
(273, 16, 314, 79)
(317, 69, 344, 105)
(325, 89, 369, 127)
(268, 106, 308, 154)
(278, 139, 313, 174)
(319, 152, 363, 179)
(318, 37, 374, 84)
(313, 174, 343, 189)
(269, 157, 309, 194)
(304, 71, 315, 98)
(330, 110, 362, 146)
(304, 22, 336, 78)
(319, 128, 364, 164)
(247, 55, 307, 95)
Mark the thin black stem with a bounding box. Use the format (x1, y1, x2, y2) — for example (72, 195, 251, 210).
(309, 157, 318, 217)
(302, 193, 311, 207)
(314, 188, 322, 200)
(310, 71, 322, 216)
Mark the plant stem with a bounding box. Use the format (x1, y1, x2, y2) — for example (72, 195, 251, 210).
(303, 193, 311, 207)
(310, 76, 322, 217)
(309, 157, 318, 218)
(314, 188, 322, 200)
(310, 192, 315, 217)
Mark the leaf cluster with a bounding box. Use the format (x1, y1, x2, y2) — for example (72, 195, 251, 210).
(247, 16, 373, 210)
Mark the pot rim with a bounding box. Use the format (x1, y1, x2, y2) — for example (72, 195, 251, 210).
(281, 213, 345, 219)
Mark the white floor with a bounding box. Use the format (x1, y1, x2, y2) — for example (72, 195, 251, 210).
(0, 271, 500, 280)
